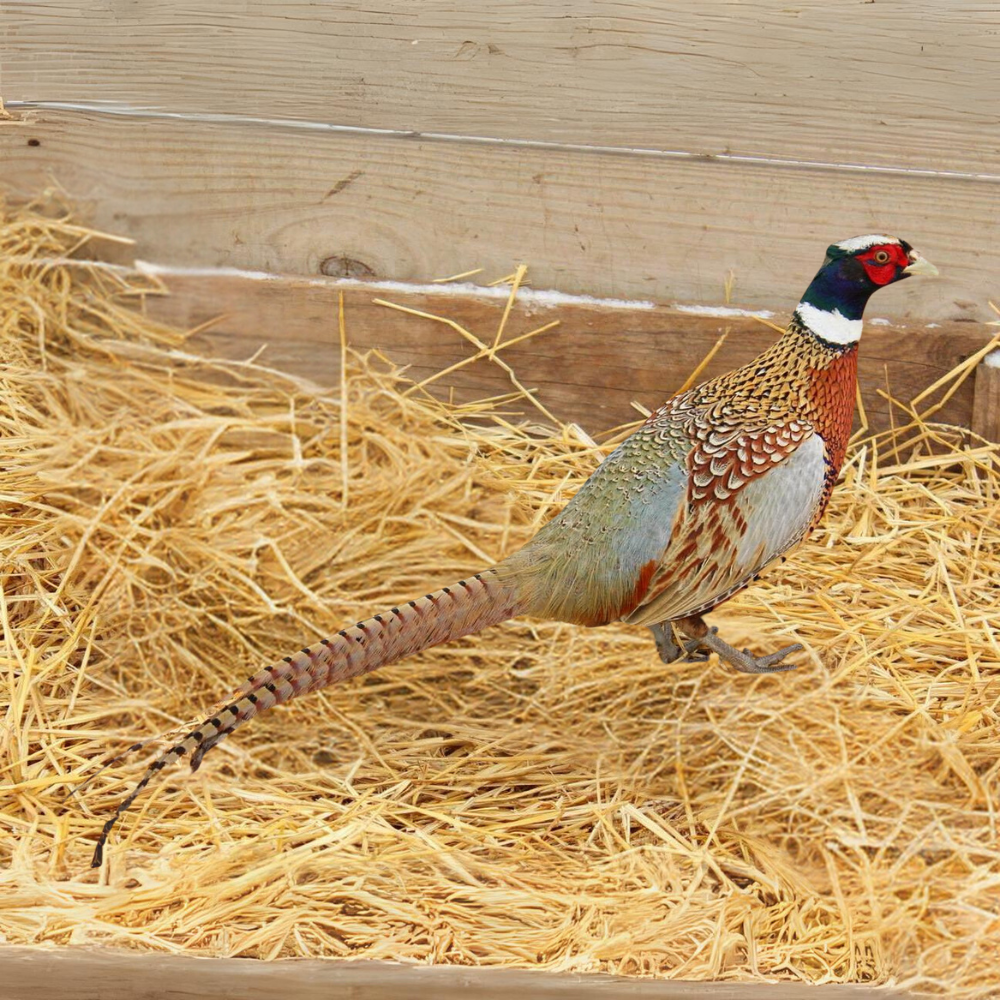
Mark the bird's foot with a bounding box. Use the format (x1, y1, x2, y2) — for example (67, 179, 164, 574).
(648, 622, 713, 664)
(678, 629, 715, 663)
(701, 632, 802, 674)
(676, 616, 802, 674)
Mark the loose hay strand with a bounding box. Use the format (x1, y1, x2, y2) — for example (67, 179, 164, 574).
(0, 201, 998, 995)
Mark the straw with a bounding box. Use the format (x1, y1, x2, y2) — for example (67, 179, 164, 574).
(0, 198, 997, 995)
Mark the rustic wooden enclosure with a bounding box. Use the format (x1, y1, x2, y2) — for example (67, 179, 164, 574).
(3, 1, 998, 441)
(1, 2, 998, 998)
(2, 0, 1000, 318)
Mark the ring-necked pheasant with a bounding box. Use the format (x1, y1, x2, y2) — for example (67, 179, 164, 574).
(89, 235, 937, 866)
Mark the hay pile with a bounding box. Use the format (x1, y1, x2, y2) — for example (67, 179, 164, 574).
(1, 200, 998, 995)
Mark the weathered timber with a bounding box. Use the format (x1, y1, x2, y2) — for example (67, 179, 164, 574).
(136, 270, 994, 438)
(0, 945, 911, 1000)
(0, 109, 993, 318)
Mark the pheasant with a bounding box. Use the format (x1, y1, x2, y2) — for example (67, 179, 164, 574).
(89, 235, 936, 866)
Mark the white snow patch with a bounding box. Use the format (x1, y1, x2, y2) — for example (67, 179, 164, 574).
(5, 256, 134, 274)
(869, 318, 892, 326)
(133, 262, 655, 310)
(926, 323, 941, 328)
(984, 349, 1000, 369)
(334, 278, 656, 310)
(673, 304, 774, 319)
(136, 261, 326, 285)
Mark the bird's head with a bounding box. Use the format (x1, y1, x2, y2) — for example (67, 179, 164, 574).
(822, 234, 937, 287)
(796, 235, 938, 347)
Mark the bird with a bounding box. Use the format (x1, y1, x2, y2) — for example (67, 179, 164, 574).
(89, 234, 937, 866)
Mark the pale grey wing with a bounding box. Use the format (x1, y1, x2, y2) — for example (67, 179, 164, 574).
(730, 432, 827, 575)
(624, 432, 827, 627)
(504, 418, 694, 626)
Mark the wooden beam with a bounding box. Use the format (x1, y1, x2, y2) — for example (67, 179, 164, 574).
(973, 349, 1000, 443)
(0, 945, 908, 1000)
(0, 108, 993, 319)
(135, 269, 992, 439)
(2, 0, 997, 176)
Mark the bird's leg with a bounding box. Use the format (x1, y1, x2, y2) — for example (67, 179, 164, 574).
(647, 621, 711, 664)
(675, 615, 802, 674)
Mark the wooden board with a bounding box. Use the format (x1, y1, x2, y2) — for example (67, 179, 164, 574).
(135, 268, 992, 438)
(973, 349, 1000, 442)
(2, 0, 998, 177)
(1, 108, 995, 319)
(0, 945, 909, 1000)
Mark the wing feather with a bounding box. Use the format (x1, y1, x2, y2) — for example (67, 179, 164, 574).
(506, 392, 828, 628)
(625, 432, 826, 626)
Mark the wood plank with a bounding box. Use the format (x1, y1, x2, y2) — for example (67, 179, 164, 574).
(972, 349, 1000, 442)
(134, 269, 990, 438)
(1, 109, 995, 318)
(0, 945, 907, 1000)
(2, 1, 999, 177)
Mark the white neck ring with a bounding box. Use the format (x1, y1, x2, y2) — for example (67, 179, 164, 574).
(795, 302, 863, 346)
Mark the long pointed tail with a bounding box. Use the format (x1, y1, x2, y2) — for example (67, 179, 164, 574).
(91, 568, 520, 867)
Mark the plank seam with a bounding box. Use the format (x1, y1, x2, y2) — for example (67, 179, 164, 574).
(7, 100, 1000, 185)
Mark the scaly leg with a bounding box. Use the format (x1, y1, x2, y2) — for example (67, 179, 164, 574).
(676, 615, 802, 674)
(647, 621, 712, 664)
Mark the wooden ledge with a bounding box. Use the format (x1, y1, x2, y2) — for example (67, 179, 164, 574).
(0, 945, 909, 1000)
(136, 269, 998, 441)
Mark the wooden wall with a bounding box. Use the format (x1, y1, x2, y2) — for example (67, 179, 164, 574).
(144, 269, 997, 440)
(0, 945, 910, 1000)
(2, 1, 998, 320)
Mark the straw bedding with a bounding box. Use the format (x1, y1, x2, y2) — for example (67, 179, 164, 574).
(1, 200, 998, 994)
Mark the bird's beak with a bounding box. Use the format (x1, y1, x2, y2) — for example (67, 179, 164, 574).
(903, 250, 939, 277)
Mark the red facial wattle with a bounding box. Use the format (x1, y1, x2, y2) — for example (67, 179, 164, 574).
(858, 243, 910, 285)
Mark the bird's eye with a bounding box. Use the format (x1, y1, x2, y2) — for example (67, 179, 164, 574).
(873, 250, 891, 264)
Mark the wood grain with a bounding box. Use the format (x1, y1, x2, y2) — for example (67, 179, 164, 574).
(2, 0, 999, 177)
(0, 945, 908, 1000)
(1, 109, 994, 318)
(134, 269, 991, 438)
(972, 350, 1000, 443)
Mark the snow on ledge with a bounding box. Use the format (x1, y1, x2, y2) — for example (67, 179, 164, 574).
(334, 278, 657, 310)
(133, 262, 656, 310)
(673, 304, 775, 319)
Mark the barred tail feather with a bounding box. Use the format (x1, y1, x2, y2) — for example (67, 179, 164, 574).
(91, 568, 520, 867)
